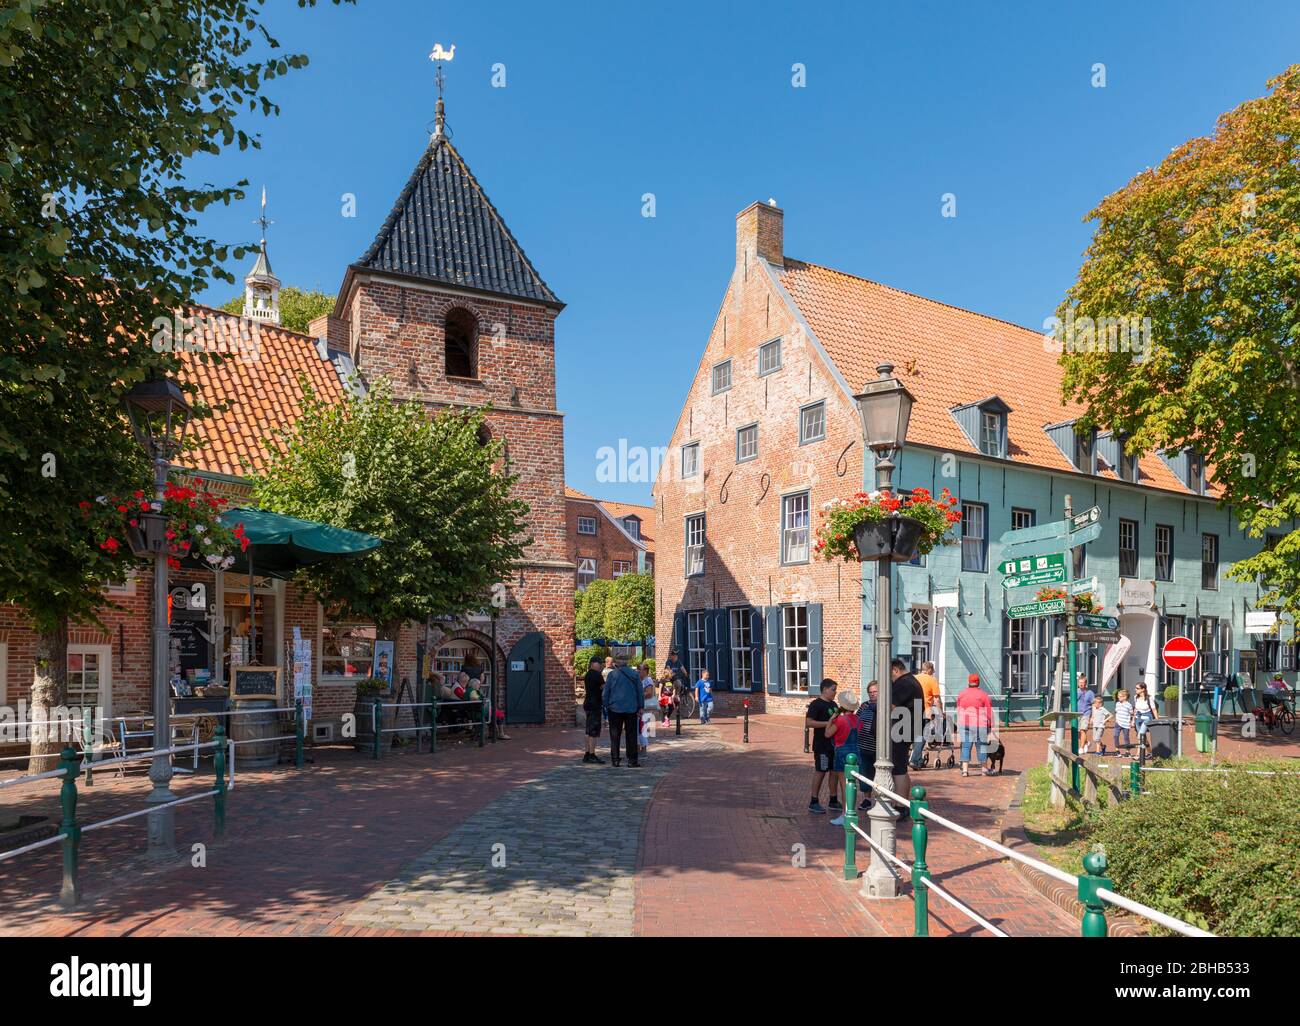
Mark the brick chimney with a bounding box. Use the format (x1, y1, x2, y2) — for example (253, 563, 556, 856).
(736, 199, 784, 269)
(309, 313, 349, 352)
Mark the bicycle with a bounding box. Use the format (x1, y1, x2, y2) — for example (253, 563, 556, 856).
(672, 679, 696, 720)
(1259, 693, 1295, 735)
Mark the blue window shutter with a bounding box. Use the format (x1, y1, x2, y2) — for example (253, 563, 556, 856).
(703, 610, 717, 681)
(673, 611, 686, 660)
(1001, 613, 1011, 697)
(749, 607, 764, 691)
(712, 609, 731, 690)
(765, 606, 782, 694)
(808, 603, 824, 688)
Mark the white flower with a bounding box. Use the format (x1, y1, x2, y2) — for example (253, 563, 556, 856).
(193, 524, 205, 534)
(205, 554, 222, 566)
(95, 495, 106, 504)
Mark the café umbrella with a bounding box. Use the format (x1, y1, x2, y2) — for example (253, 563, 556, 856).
(194, 507, 384, 667)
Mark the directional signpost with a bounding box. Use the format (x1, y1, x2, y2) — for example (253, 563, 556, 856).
(1009, 597, 1065, 619)
(1075, 612, 1120, 644)
(999, 552, 1067, 590)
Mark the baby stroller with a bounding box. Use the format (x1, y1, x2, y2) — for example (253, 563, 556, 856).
(918, 707, 957, 769)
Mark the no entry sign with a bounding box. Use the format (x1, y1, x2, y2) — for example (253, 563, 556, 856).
(1162, 635, 1198, 672)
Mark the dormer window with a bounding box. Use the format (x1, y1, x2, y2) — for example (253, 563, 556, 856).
(622, 516, 641, 540)
(1158, 447, 1207, 494)
(1045, 419, 1097, 474)
(951, 397, 1011, 459)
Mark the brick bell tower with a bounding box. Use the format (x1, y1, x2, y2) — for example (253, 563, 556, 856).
(322, 52, 574, 726)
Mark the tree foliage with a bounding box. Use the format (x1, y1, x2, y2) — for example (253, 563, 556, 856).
(251, 378, 531, 636)
(574, 578, 611, 641)
(603, 571, 654, 642)
(1057, 64, 1300, 617)
(220, 285, 335, 335)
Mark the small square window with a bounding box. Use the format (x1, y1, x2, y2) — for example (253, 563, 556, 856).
(711, 360, 732, 395)
(758, 339, 782, 376)
(681, 442, 700, 478)
(736, 424, 759, 462)
(799, 402, 826, 445)
(577, 516, 597, 536)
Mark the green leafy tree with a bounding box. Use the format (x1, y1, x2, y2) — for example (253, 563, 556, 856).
(251, 378, 531, 640)
(0, 0, 345, 769)
(603, 571, 654, 643)
(1057, 64, 1300, 618)
(574, 578, 611, 641)
(220, 285, 335, 335)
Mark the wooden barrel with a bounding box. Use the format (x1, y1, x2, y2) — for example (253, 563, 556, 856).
(232, 700, 279, 768)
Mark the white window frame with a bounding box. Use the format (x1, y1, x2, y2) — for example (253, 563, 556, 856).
(910, 607, 932, 671)
(711, 360, 732, 395)
(685, 513, 705, 577)
(736, 423, 759, 463)
(621, 517, 640, 540)
(979, 410, 1001, 457)
(729, 608, 754, 691)
(577, 516, 597, 536)
(1011, 508, 1035, 531)
(65, 643, 113, 723)
(681, 442, 700, 479)
(758, 338, 782, 376)
(576, 557, 598, 589)
(687, 611, 707, 681)
(1119, 518, 1139, 578)
(781, 491, 811, 565)
(799, 401, 826, 445)
(961, 502, 988, 573)
(1202, 533, 1219, 591)
(1155, 524, 1174, 582)
(612, 560, 633, 578)
(782, 605, 810, 694)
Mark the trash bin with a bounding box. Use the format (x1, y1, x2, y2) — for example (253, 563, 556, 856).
(1195, 711, 1214, 754)
(1147, 718, 1176, 760)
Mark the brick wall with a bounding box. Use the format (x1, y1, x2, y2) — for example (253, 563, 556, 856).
(566, 497, 643, 587)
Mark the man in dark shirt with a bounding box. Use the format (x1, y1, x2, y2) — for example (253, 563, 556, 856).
(888, 657, 924, 803)
(805, 678, 839, 813)
(581, 656, 606, 764)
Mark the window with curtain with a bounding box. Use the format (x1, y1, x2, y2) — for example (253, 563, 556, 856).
(961, 502, 987, 572)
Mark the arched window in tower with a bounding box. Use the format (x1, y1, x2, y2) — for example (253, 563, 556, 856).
(444, 307, 478, 379)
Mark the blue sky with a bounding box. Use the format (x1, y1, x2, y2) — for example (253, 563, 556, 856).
(192, 0, 1300, 506)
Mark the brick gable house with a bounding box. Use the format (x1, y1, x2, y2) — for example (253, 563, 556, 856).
(566, 487, 654, 591)
(653, 201, 1294, 718)
(0, 113, 576, 740)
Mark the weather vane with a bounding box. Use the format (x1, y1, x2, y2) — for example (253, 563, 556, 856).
(429, 42, 455, 137)
(254, 186, 272, 244)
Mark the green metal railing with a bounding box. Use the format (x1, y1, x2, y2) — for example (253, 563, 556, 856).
(842, 769, 1213, 938)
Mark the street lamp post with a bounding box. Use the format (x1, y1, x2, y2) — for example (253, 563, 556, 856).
(122, 378, 192, 856)
(853, 364, 915, 900)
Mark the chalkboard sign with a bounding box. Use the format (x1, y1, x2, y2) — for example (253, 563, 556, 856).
(231, 665, 282, 702)
(169, 616, 208, 672)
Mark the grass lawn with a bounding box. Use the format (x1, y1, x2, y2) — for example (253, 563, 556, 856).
(1019, 763, 1092, 877)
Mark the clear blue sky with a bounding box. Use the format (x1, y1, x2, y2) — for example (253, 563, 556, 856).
(192, 0, 1300, 506)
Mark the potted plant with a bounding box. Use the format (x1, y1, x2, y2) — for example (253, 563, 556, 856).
(815, 486, 961, 564)
(1164, 684, 1181, 724)
(353, 677, 388, 752)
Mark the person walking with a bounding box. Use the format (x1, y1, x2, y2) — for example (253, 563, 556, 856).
(889, 658, 924, 809)
(602, 657, 643, 767)
(1076, 674, 1096, 718)
(805, 678, 839, 814)
(581, 655, 606, 765)
(695, 668, 715, 723)
(1133, 682, 1158, 757)
(1113, 688, 1134, 754)
(955, 673, 994, 777)
(911, 660, 941, 770)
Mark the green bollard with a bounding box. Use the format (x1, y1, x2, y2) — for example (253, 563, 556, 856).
(1129, 761, 1140, 797)
(1039, 689, 1047, 725)
(294, 699, 304, 769)
(1079, 851, 1111, 937)
(480, 697, 487, 748)
(842, 753, 858, 880)
(910, 785, 931, 936)
(82, 709, 95, 788)
(1003, 694, 1011, 728)
(213, 723, 227, 837)
(58, 746, 81, 908)
(372, 696, 382, 760)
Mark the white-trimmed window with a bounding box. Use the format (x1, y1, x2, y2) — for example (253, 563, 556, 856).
(621, 517, 640, 540)
(961, 502, 988, 572)
(711, 360, 732, 394)
(685, 514, 705, 576)
(321, 622, 377, 680)
(799, 401, 826, 445)
(681, 442, 700, 479)
(758, 338, 782, 376)
(687, 611, 707, 681)
(910, 607, 932, 670)
(612, 560, 633, 578)
(576, 557, 598, 589)
(730, 608, 755, 690)
(1202, 533, 1219, 591)
(66, 644, 112, 721)
(1119, 519, 1139, 578)
(1011, 508, 1035, 531)
(577, 516, 597, 536)
(104, 570, 137, 596)
(979, 410, 1001, 457)
(782, 605, 810, 693)
(736, 423, 758, 463)
(781, 491, 810, 564)
(1155, 524, 1173, 581)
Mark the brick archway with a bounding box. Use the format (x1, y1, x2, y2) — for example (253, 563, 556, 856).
(429, 627, 505, 705)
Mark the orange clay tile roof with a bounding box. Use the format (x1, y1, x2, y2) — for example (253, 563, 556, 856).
(174, 305, 346, 479)
(776, 259, 1211, 498)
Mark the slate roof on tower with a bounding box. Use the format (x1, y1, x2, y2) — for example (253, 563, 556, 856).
(350, 133, 562, 310)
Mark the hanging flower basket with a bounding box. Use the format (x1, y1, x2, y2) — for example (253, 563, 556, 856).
(81, 482, 241, 572)
(816, 487, 962, 564)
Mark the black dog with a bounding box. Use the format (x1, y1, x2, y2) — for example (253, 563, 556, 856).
(985, 738, 1006, 774)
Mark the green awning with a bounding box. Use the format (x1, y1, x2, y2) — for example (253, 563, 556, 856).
(209, 507, 383, 578)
